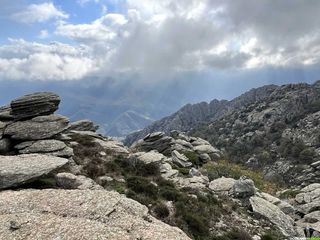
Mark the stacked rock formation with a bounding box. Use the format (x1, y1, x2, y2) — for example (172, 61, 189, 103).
(0, 92, 191, 240)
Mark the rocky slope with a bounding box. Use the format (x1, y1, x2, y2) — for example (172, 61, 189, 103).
(1, 92, 320, 239)
(125, 81, 320, 186)
(125, 84, 278, 146)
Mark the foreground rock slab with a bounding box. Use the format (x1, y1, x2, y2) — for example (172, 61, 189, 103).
(0, 189, 190, 240)
(0, 154, 68, 189)
(250, 196, 297, 237)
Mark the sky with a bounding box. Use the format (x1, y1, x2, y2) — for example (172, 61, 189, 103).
(0, 0, 320, 104)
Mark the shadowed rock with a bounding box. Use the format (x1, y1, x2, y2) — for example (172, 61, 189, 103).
(0, 154, 68, 189)
(10, 92, 60, 119)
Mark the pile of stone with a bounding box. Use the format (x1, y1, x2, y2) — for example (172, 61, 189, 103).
(128, 130, 223, 190)
(0, 92, 72, 157)
(295, 183, 320, 236)
(132, 130, 222, 162)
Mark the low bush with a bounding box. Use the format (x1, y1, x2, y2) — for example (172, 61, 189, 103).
(153, 203, 170, 219)
(202, 160, 280, 193)
(126, 176, 158, 199)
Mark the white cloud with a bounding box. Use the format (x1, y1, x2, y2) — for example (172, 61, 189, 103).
(12, 2, 68, 24)
(2, 0, 320, 81)
(0, 39, 95, 81)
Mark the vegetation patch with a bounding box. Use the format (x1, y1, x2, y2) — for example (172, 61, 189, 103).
(201, 160, 280, 193)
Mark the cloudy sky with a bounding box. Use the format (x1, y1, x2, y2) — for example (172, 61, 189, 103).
(0, 0, 319, 81)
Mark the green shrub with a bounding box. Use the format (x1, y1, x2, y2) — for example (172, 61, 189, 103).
(70, 133, 96, 147)
(153, 203, 170, 219)
(183, 151, 202, 166)
(159, 187, 181, 201)
(202, 161, 279, 193)
(126, 176, 158, 199)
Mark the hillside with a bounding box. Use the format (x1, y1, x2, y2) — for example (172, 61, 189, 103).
(125, 81, 320, 186)
(2, 92, 320, 239)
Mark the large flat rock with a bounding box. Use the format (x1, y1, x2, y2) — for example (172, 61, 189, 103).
(0, 154, 68, 189)
(0, 189, 190, 240)
(10, 92, 60, 119)
(4, 115, 69, 140)
(250, 196, 297, 237)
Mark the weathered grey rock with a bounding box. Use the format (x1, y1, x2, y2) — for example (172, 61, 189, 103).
(160, 163, 179, 179)
(96, 176, 114, 185)
(131, 150, 166, 165)
(199, 153, 211, 162)
(0, 138, 12, 154)
(209, 177, 236, 194)
(16, 140, 67, 153)
(39, 146, 74, 158)
(172, 150, 192, 168)
(55, 172, 103, 190)
(260, 192, 296, 217)
(143, 132, 165, 142)
(138, 136, 175, 155)
(297, 200, 320, 214)
(190, 138, 211, 146)
(0, 154, 68, 189)
(0, 121, 8, 138)
(174, 176, 209, 190)
(311, 161, 320, 168)
(303, 210, 320, 223)
(5, 115, 69, 140)
(67, 120, 99, 132)
(15, 141, 72, 158)
(296, 184, 320, 204)
(94, 138, 129, 156)
(0, 189, 191, 240)
(0, 106, 13, 120)
(250, 196, 297, 237)
(189, 167, 201, 177)
(10, 92, 60, 119)
(233, 176, 256, 198)
(193, 144, 221, 156)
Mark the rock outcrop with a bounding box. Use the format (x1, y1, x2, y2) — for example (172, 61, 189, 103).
(0, 189, 190, 240)
(0, 154, 68, 189)
(10, 92, 60, 120)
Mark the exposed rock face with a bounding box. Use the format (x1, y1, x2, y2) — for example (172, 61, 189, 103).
(209, 177, 236, 194)
(10, 92, 60, 120)
(0, 154, 68, 189)
(67, 120, 98, 132)
(0, 189, 191, 240)
(0, 138, 11, 154)
(250, 196, 297, 237)
(172, 150, 192, 168)
(131, 150, 166, 165)
(0, 106, 13, 120)
(55, 173, 103, 190)
(233, 176, 256, 198)
(5, 115, 69, 140)
(94, 138, 129, 156)
(16, 140, 67, 153)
